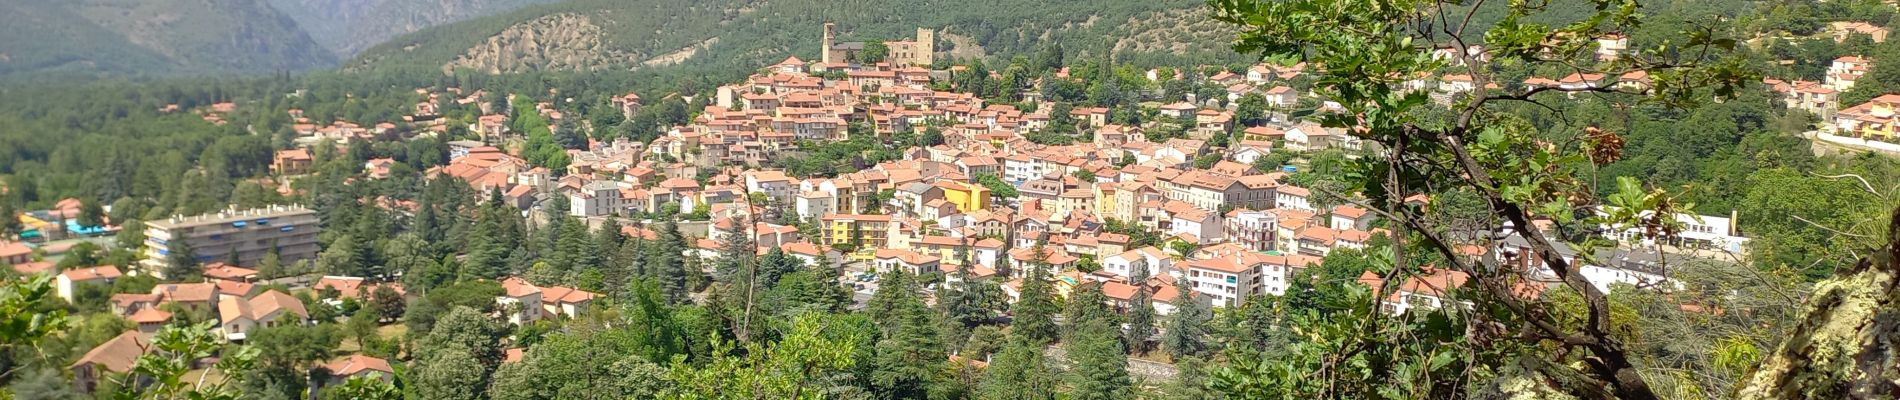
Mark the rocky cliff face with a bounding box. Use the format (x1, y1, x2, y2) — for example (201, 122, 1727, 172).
(442, 13, 636, 74)
(1737, 207, 1900, 399)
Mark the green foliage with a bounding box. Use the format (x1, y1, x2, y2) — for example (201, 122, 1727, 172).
(320, 374, 403, 400)
(1012, 255, 1062, 345)
(0, 275, 69, 377)
(1210, 286, 1490, 399)
(1163, 291, 1213, 360)
(976, 335, 1059, 400)
(491, 326, 671, 400)
(662, 312, 863, 399)
(974, 173, 1020, 200)
(124, 322, 263, 400)
(1061, 285, 1133, 399)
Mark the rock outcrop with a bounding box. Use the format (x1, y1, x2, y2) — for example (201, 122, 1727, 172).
(1736, 207, 1900, 399)
(443, 13, 635, 74)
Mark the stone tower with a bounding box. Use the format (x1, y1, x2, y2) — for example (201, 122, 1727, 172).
(915, 28, 936, 66)
(821, 22, 837, 65)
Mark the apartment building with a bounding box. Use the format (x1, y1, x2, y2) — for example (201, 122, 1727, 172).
(142, 206, 320, 276)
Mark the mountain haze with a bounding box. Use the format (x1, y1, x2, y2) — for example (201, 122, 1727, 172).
(346, 0, 1248, 75)
(266, 0, 560, 57)
(0, 0, 333, 79)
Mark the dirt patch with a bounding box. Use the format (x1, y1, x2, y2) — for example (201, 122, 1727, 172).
(644, 37, 720, 67)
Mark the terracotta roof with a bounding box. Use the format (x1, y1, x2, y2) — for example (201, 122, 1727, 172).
(154, 283, 219, 304)
(71, 331, 151, 373)
(61, 266, 122, 282)
(216, 280, 258, 298)
(0, 241, 31, 258)
(128, 307, 173, 324)
(220, 290, 309, 324)
(9, 261, 54, 275)
(501, 277, 542, 298)
(324, 355, 394, 376)
(202, 262, 259, 281)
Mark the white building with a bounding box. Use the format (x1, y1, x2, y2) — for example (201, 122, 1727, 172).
(1596, 207, 1748, 253)
(1101, 246, 1171, 279)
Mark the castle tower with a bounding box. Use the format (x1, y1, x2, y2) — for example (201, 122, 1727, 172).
(915, 28, 936, 66)
(821, 22, 837, 65)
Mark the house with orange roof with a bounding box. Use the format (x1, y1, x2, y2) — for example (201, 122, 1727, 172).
(8, 260, 54, 276)
(537, 285, 602, 320)
(1330, 205, 1375, 231)
(1181, 256, 1257, 307)
(128, 307, 173, 333)
(71, 331, 153, 393)
(56, 265, 121, 302)
(1275, 185, 1314, 211)
(1831, 93, 1900, 142)
(1831, 21, 1889, 43)
(0, 241, 33, 265)
(875, 248, 942, 275)
(217, 290, 310, 341)
(271, 148, 313, 175)
(498, 277, 544, 325)
(1827, 55, 1871, 91)
(1102, 246, 1171, 279)
(322, 354, 396, 383)
(1358, 266, 1470, 315)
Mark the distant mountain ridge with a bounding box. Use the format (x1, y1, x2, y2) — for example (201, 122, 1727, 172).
(345, 0, 1249, 76)
(0, 0, 553, 79)
(0, 0, 333, 79)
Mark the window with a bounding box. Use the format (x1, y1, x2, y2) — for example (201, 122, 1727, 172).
(280, 226, 295, 232)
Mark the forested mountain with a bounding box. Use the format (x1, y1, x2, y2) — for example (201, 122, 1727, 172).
(266, 0, 560, 57)
(344, 0, 1248, 75)
(0, 0, 334, 79)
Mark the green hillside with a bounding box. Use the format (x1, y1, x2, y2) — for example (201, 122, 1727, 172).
(0, 0, 334, 79)
(346, 0, 1250, 76)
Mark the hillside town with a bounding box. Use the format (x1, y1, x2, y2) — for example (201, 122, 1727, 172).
(4, 1, 1898, 396)
(0, 19, 1782, 396)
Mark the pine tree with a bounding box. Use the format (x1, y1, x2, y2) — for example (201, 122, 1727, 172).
(318, 235, 366, 277)
(613, 234, 647, 297)
(1126, 259, 1157, 355)
(1012, 250, 1062, 345)
(975, 336, 1059, 400)
(163, 238, 200, 279)
(0, 200, 23, 240)
(939, 259, 997, 345)
(1065, 301, 1133, 400)
(1126, 288, 1157, 355)
(871, 270, 945, 399)
(1164, 291, 1213, 360)
(646, 218, 690, 304)
(1063, 284, 1120, 340)
(77, 197, 106, 228)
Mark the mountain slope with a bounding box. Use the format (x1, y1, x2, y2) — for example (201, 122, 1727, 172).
(266, 0, 559, 57)
(345, 0, 1246, 75)
(0, 0, 334, 79)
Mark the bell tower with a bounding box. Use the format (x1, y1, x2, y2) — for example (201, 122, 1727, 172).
(915, 28, 936, 66)
(821, 22, 837, 64)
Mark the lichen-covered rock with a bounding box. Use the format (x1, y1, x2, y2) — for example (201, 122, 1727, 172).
(1736, 208, 1900, 400)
